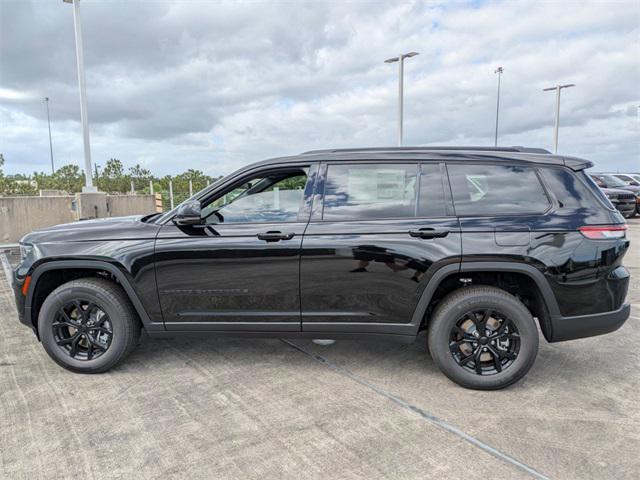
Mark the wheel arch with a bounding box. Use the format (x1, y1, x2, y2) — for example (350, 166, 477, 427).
(411, 262, 560, 340)
(25, 260, 159, 333)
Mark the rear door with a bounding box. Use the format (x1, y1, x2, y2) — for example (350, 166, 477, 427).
(300, 161, 461, 335)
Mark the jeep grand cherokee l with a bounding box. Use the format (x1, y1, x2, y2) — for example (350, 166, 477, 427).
(12, 146, 631, 390)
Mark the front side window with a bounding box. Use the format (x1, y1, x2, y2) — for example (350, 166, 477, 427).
(201, 169, 307, 224)
(448, 164, 549, 216)
(322, 164, 418, 220)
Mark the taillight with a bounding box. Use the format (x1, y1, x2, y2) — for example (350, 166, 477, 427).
(579, 225, 627, 240)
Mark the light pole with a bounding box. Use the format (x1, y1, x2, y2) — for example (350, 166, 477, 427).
(44, 97, 55, 174)
(63, 0, 96, 192)
(543, 83, 575, 154)
(494, 67, 503, 147)
(384, 52, 419, 146)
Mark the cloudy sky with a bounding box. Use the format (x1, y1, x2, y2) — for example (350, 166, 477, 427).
(1, 0, 639, 177)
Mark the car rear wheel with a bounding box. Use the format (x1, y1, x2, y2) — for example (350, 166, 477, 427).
(38, 278, 141, 373)
(427, 286, 538, 390)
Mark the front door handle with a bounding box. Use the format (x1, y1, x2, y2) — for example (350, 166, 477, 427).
(408, 228, 449, 239)
(257, 231, 295, 242)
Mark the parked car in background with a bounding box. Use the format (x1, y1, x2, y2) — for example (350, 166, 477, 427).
(610, 173, 640, 186)
(600, 187, 637, 218)
(12, 146, 631, 390)
(590, 173, 640, 215)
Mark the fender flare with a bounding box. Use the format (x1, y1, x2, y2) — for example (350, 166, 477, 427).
(409, 261, 561, 335)
(25, 260, 162, 331)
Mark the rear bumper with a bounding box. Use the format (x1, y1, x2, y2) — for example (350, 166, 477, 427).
(549, 303, 630, 342)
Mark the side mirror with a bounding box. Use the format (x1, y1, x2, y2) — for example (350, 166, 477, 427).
(173, 201, 202, 226)
(630, 181, 639, 186)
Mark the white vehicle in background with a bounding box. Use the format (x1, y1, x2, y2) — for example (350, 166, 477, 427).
(608, 173, 640, 186)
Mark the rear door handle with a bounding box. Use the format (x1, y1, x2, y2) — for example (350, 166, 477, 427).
(408, 228, 449, 239)
(257, 231, 295, 242)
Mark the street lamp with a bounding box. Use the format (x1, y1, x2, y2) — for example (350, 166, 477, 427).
(494, 67, 503, 147)
(44, 97, 55, 174)
(63, 0, 96, 192)
(543, 83, 575, 154)
(384, 51, 419, 146)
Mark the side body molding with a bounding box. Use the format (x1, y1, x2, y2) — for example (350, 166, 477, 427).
(25, 260, 164, 332)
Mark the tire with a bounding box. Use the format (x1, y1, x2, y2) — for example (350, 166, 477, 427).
(38, 277, 141, 373)
(427, 286, 539, 390)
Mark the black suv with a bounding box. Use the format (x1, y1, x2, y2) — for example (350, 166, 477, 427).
(12, 147, 631, 390)
(590, 173, 640, 216)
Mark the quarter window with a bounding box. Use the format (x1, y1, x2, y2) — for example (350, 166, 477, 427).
(447, 164, 549, 216)
(322, 164, 418, 220)
(539, 168, 602, 210)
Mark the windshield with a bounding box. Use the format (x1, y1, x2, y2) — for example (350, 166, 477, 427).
(600, 174, 628, 187)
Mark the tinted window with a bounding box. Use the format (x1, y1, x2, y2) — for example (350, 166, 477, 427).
(418, 163, 447, 217)
(539, 168, 603, 210)
(599, 174, 628, 188)
(202, 171, 307, 224)
(323, 164, 417, 220)
(448, 164, 549, 216)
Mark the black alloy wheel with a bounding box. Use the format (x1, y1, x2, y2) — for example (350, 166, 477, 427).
(53, 300, 113, 361)
(449, 309, 520, 376)
(38, 278, 141, 373)
(428, 286, 538, 390)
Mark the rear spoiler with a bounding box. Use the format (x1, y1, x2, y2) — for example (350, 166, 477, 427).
(562, 155, 593, 171)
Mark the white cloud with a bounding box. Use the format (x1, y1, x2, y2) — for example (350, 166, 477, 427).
(0, 0, 638, 177)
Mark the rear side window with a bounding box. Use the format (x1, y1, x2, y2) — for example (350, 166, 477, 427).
(538, 168, 609, 211)
(322, 164, 417, 220)
(447, 164, 549, 216)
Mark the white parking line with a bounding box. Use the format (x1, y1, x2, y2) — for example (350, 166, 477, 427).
(282, 339, 550, 480)
(0, 252, 13, 285)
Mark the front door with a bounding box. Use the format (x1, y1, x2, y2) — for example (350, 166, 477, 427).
(300, 161, 461, 335)
(155, 164, 316, 331)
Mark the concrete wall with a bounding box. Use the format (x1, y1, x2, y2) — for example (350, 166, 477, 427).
(0, 196, 76, 244)
(0, 194, 159, 244)
(107, 194, 157, 218)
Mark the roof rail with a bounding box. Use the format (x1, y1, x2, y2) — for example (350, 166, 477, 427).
(301, 146, 552, 155)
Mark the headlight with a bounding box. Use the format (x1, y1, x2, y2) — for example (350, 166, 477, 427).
(19, 244, 34, 261)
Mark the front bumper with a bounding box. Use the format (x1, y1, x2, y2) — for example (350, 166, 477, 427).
(549, 303, 630, 342)
(12, 275, 30, 327)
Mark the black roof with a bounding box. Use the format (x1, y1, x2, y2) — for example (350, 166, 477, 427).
(249, 146, 593, 171)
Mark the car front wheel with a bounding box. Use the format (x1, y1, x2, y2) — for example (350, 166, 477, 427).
(427, 286, 539, 390)
(38, 278, 141, 373)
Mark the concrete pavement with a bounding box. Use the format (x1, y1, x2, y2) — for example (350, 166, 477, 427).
(1, 219, 638, 479)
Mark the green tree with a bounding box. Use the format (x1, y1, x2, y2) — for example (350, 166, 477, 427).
(52, 165, 84, 193)
(129, 164, 152, 192)
(98, 158, 130, 193)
